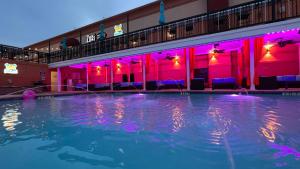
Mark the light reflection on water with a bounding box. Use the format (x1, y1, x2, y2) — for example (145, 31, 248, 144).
(1, 107, 22, 131)
(114, 98, 125, 124)
(0, 94, 299, 169)
(171, 106, 184, 133)
(260, 111, 281, 143)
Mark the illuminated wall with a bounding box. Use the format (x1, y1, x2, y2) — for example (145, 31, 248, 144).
(256, 43, 299, 77)
(0, 60, 49, 87)
(88, 66, 111, 84)
(60, 67, 87, 86)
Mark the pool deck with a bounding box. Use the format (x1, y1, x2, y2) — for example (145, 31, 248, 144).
(0, 89, 300, 101)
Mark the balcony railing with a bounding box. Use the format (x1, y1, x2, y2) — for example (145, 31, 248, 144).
(2, 0, 300, 64)
(0, 44, 48, 64)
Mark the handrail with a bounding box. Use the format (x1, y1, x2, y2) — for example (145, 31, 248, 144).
(48, 0, 299, 63)
(1, 0, 299, 64)
(0, 44, 48, 64)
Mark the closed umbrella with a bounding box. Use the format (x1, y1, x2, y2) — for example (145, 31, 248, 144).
(99, 24, 106, 41)
(159, 0, 166, 25)
(60, 37, 67, 49)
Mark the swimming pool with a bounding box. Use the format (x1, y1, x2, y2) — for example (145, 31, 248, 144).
(0, 93, 299, 169)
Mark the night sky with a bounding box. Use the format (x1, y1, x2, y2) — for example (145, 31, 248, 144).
(0, 0, 156, 47)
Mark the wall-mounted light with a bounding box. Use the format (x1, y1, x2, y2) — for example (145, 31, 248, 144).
(116, 63, 121, 71)
(211, 54, 217, 62)
(209, 47, 218, 63)
(174, 55, 180, 65)
(96, 66, 101, 73)
(264, 43, 274, 55)
(209, 49, 215, 54)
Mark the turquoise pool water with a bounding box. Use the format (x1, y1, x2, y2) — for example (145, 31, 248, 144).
(0, 94, 300, 169)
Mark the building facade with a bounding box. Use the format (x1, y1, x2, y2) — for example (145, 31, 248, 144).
(2, 0, 300, 92)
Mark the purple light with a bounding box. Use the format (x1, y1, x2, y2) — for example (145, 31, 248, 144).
(271, 143, 300, 160)
(123, 122, 139, 132)
(230, 94, 239, 97)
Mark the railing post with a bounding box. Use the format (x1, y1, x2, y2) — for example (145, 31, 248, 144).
(228, 10, 231, 29)
(161, 25, 164, 42)
(251, 4, 254, 24)
(206, 14, 209, 33)
(239, 7, 242, 27)
(264, 1, 267, 22)
(47, 53, 50, 64)
(201, 16, 204, 33)
(217, 12, 220, 31)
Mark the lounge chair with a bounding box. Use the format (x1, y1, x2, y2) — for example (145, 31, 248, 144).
(75, 83, 87, 91)
(212, 77, 237, 90)
(277, 75, 300, 89)
(90, 83, 111, 91)
(146, 80, 184, 90)
(257, 76, 278, 90)
(191, 78, 205, 90)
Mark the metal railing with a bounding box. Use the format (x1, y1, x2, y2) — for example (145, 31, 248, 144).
(0, 44, 48, 64)
(3, 0, 300, 64)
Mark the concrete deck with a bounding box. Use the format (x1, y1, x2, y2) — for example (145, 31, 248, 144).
(0, 89, 300, 101)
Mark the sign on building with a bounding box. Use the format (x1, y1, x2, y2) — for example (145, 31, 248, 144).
(114, 24, 124, 36)
(4, 63, 18, 74)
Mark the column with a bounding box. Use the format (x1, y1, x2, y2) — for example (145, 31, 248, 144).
(86, 63, 90, 92)
(57, 67, 62, 92)
(105, 67, 108, 83)
(298, 44, 300, 75)
(186, 49, 191, 91)
(142, 55, 147, 91)
(249, 38, 255, 90)
(110, 60, 114, 90)
(156, 59, 159, 81)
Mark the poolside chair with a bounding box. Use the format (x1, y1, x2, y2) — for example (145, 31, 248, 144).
(212, 77, 237, 90)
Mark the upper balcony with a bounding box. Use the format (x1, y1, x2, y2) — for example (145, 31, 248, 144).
(1, 0, 300, 64)
(0, 44, 48, 64)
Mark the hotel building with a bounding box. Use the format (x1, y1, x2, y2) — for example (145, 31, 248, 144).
(1, 0, 300, 92)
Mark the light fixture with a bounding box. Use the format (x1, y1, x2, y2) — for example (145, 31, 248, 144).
(211, 54, 217, 62)
(264, 43, 274, 54)
(96, 66, 101, 72)
(116, 63, 121, 70)
(174, 55, 179, 65)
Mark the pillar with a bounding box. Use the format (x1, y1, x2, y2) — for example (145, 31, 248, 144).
(110, 60, 114, 90)
(186, 49, 191, 91)
(105, 67, 108, 83)
(127, 63, 131, 82)
(143, 55, 147, 91)
(86, 63, 91, 92)
(249, 38, 255, 90)
(298, 44, 300, 75)
(156, 59, 159, 81)
(57, 67, 62, 92)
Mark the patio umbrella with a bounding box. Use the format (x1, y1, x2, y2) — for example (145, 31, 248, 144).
(99, 24, 106, 41)
(60, 37, 67, 49)
(159, 0, 166, 25)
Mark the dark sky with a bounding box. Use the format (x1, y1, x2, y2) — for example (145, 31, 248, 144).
(0, 0, 156, 47)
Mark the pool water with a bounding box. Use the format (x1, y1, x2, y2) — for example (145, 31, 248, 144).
(0, 94, 300, 169)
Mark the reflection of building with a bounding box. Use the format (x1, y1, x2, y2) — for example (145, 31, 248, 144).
(260, 111, 281, 142)
(2, 0, 300, 92)
(1, 109, 22, 131)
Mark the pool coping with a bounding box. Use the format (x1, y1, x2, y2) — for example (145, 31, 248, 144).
(0, 89, 300, 101)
